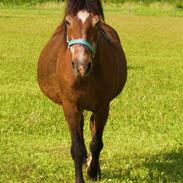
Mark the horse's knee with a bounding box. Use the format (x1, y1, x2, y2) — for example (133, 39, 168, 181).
(71, 141, 87, 163)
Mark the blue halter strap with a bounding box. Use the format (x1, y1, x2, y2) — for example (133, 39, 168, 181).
(67, 39, 96, 55)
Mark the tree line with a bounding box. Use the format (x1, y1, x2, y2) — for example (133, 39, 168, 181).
(0, 0, 182, 6)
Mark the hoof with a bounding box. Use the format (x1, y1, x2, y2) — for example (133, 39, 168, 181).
(75, 179, 85, 183)
(87, 156, 101, 181)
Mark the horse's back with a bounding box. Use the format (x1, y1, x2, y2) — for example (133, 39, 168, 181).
(100, 22, 127, 100)
(100, 22, 122, 49)
(37, 25, 64, 104)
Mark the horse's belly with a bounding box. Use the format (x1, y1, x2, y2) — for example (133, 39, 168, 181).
(38, 59, 62, 105)
(37, 25, 65, 105)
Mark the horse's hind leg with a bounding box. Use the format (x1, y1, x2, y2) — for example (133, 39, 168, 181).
(63, 102, 87, 183)
(87, 105, 109, 181)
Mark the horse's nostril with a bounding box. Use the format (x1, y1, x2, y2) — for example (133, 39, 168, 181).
(72, 61, 75, 69)
(86, 62, 92, 73)
(72, 61, 92, 77)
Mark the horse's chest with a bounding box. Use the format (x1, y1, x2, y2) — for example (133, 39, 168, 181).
(74, 89, 100, 111)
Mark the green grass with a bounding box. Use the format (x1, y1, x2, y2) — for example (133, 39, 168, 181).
(1, 2, 183, 17)
(0, 6, 183, 183)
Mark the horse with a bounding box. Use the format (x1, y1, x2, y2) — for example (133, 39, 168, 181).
(37, 0, 127, 182)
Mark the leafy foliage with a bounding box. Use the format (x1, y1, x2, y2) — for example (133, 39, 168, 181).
(0, 0, 183, 6)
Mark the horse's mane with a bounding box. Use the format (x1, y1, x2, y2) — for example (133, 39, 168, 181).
(64, 0, 104, 20)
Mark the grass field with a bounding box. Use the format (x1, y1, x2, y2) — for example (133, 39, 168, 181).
(0, 5, 183, 183)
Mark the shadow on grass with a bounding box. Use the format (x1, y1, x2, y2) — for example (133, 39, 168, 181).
(101, 148, 183, 182)
(0, 15, 26, 19)
(128, 65, 144, 70)
(144, 148, 183, 182)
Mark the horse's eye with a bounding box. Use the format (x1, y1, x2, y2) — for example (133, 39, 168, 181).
(65, 20, 71, 26)
(95, 21, 100, 28)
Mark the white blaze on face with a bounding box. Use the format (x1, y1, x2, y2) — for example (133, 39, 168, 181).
(69, 10, 91, 64)
(77, 10, 90, 23)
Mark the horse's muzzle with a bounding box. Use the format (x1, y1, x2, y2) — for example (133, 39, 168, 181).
(72, 61, 92, 77)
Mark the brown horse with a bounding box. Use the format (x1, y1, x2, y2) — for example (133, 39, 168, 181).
(37, 0, 127, 182)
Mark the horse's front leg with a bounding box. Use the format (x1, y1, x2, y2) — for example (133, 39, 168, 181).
(63, 102, 87, 183)
(87, 105, 109, 181)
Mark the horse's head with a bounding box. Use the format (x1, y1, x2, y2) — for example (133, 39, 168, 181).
(65, 10, 101, 78)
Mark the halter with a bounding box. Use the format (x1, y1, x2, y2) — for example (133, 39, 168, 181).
(67, 38, 96, 55)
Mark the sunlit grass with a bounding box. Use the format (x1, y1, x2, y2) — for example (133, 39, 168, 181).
(0, 6, 183, 183)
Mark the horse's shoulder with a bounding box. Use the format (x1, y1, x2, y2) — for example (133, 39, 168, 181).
(52, 24, 65, 38)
